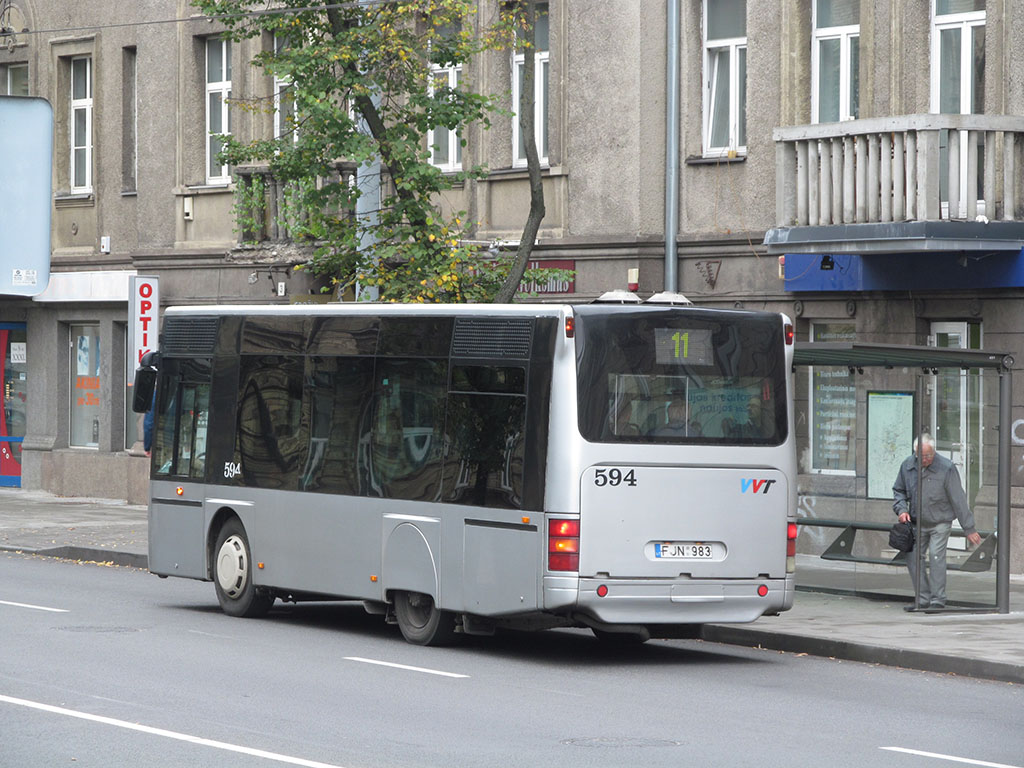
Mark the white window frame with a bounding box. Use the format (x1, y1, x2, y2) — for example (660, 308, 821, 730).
(511, 11, 549, 169)
(429, 63, 463, 173)
(702, 0, 747, 158)
(273, 35, 298, 144)
(70, 56, 93, 194)
(811, 2, 859, 123)
(930, 1, 985, 217)
(2, 63, 28, 96)
(205, 37, 232, 185)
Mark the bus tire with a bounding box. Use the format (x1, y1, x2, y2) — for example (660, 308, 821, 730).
(213, 518, 274, 618)
(393, 591, 457, 646)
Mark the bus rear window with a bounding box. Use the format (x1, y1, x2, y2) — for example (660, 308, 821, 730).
(574, 308, 787, 445)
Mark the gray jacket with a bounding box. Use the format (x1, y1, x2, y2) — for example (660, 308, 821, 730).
(892, 452, 977, 534)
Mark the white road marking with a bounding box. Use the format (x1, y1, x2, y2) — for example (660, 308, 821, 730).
(0, 694, 348, 768)
(882, 747, 1022, 768)
(0, 599, 69, 613)
(344, 656, 469, 678)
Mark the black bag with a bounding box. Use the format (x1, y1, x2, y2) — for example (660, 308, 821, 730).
(889, 521, 916, 552)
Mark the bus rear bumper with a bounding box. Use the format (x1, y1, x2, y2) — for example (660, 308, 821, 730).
(568, 577, 793, 626)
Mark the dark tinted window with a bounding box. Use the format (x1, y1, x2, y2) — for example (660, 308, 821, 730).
(241, 317, 307, 354)
(377, 317, 453, 357)
(575, 308, 787, 445)
(302, 356, 376, 494)
(445, 391, 526, 509)
(307, 316, 379, 356)
(445, 364, 528, 509)
(362, 358, 447, 500)
(234, 355, 307, 488)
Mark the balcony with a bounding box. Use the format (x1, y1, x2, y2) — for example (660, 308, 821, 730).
(233, 162, 355, 245)
(766, 115, 1024, 292)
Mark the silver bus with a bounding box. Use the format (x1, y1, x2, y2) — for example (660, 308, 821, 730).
(135, 300, 796, 645)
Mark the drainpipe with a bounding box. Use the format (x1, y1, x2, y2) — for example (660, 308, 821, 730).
(664, 0, 680, 293)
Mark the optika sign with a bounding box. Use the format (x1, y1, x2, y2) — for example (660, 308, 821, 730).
(128, 275, 159, 386)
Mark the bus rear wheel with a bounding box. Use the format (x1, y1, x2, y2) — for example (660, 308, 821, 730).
(213, 518, 274, 618)
(393, 591, 457, 646)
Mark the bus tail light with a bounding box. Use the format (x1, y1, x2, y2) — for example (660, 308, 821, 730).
(549, 519, 580, 572)
(784, 323, 794, 345)
(565, 316, 575, 338)
(786, 522, 798, 573)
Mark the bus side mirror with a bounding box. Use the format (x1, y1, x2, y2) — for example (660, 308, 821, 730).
(133, 367, 157, 413)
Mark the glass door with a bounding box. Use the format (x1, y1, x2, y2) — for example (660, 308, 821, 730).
(930, 321, 982, 507)
(0, 324, 28, 486)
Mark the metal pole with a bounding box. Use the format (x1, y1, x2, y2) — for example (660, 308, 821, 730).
(914, 375, 925, 608)
(664, 0, 679, 293)
(997, 366, 1012, 613)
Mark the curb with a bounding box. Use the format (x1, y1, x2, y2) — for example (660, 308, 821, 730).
(701, 624, 1024, 685)
(0, 544, 148, 570)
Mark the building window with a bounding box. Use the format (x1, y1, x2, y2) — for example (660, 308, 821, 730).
(512, 2, 549, 167)
(813, 0, 860, 123)
(0, 63, 28, 96)
(70, 56, 93, 194)
(273, 35, 297, 143)
(703, 0, 746, 157)
(122, 47, 138, 193)
(809, 322, 856, 474)
(932, 0, 985, 216)
(429, 62, 463, 172)
(206, 37, 232, 184)
(71, 325, 101, 448)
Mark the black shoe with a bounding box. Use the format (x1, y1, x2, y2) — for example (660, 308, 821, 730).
(925, 601, 946, 613)
(903, 604, 924, 612)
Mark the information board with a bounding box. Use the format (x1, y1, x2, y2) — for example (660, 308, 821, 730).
(867, 391, 915, 499)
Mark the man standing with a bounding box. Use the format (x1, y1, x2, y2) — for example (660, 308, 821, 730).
(893, 433, 982, 612)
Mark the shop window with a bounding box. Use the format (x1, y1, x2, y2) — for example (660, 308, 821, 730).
(70, 325, 101, 447)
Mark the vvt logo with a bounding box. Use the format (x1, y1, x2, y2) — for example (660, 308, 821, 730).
(741, 478, 777, 494)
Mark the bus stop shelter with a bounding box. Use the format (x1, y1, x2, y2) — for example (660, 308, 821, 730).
(792, 342, 1014, 613)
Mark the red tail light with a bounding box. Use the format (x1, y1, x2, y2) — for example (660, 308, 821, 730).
(565, 317, 575, 338)
(786, 522, 798, 573)
(784, 323, 794, 345)
(549, 519, 580, 572)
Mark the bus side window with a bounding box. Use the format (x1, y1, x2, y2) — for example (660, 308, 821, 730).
(235, 355, 308, 490)
(302, 357, 375, 494)
(364, 358, 447, 501)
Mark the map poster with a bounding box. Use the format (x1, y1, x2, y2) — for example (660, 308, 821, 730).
(867, 391, 914, 499)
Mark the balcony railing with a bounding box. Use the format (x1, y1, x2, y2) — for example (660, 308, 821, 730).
(234, 162, 355, 244)
(774, 114, 1024, 227)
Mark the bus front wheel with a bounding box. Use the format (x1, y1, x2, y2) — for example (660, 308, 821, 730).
(393, 591, 457, 646)
(213, 518, 274, 618)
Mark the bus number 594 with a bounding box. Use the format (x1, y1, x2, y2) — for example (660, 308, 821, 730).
(594, 468, 637, 487)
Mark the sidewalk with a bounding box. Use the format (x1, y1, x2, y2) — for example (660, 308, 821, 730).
(2, 488, 1022, 684)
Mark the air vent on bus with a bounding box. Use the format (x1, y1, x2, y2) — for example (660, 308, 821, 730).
(592, 290, 642, 304)
(646, 291, 693, 306)
(451, 317, 533, 359)
(161, 317, 220, 355)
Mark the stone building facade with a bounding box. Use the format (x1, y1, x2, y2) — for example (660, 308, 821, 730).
(1, 1, 1022, 576)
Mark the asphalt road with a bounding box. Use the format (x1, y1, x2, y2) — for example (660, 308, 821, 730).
(2, 551, 1022, 768)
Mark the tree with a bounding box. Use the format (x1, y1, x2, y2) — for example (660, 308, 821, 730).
(493, 0, 545, 303)
(194, 0, 553, 303)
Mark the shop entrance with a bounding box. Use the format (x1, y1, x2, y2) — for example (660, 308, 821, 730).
(0, 323, 27, 486)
